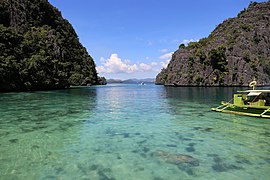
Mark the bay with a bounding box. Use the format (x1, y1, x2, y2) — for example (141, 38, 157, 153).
(0, 84, 269, 180)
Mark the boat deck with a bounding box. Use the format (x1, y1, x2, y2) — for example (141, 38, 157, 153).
(212, 103, 270, 118)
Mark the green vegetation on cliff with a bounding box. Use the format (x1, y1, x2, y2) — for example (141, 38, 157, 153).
(0, 0, 106, 92)
(156, 1, 270, 86)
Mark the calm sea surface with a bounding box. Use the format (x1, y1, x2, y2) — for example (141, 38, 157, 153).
(0, 84, 269, 180)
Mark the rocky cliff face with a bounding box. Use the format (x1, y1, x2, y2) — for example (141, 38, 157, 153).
(0, 0, 105, 92)
(156, 1, 270, 86)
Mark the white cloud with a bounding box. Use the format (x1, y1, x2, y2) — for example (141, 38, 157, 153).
(160, 60, 170, 68)
(100, 57, 106, 63)
(96, 54, 162, 75)
(160, 49, 168, 53)
(150, 62, 158, 66)
(96, 53, 173, 78)
(139, 63, 152, 72)
(159, 52, 173, 69)
(96, 66, 106, 73)
(96, 54, 138, 74)
(160, 52, 173, 60)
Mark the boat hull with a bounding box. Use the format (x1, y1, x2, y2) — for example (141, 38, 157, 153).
(212, 103, 270, 118)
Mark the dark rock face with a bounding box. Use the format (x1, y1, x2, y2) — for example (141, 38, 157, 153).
(98, 77, 107, 85)
(0, 0, 105, 92)
(156, 2, 270, 86)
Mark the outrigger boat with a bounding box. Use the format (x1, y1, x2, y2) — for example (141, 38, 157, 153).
(212, 81, 270, 118)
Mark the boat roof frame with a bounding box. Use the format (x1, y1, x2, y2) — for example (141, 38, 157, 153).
(237, 90, 270, 93)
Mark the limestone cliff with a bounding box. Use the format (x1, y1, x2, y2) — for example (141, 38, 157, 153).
(0, 0, 105, 92)
(156, 1, 270, 86)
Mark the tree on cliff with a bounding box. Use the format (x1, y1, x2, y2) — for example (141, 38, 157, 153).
(0, 0, 105, 92)
(156, 1, 270, 86)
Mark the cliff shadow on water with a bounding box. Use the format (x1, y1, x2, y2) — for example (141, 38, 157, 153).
(164, 86, 246, 104)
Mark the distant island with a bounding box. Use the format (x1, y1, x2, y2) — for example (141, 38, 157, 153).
(0, 0, 106, 92)
(156, 1, 270, 86)
(107, 78, 155, 84)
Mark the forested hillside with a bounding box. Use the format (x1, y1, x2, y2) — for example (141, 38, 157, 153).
(156, 1, 270, 86)
(0, 0, 106, 92)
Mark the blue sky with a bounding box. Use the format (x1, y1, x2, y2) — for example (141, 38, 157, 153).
(48, 0, 265, 80)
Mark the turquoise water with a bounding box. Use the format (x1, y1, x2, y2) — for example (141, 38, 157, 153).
(0, 84, 269, 180)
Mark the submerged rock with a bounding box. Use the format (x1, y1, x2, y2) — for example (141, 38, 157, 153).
(210, 155, 244, 172)
(9, 139, 19, 143)
(152, 150, 199, 166)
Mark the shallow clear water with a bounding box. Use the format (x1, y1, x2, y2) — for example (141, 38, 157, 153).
(0, 84, 269, 180)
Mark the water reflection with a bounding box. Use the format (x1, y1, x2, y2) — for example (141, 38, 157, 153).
(164, 86, 248, 104)
(0, 85, 269, 179)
